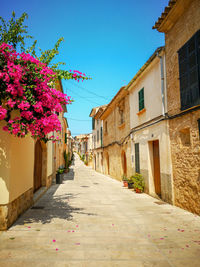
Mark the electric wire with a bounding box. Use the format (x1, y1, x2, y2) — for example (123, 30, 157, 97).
(65, 80, 113, 101)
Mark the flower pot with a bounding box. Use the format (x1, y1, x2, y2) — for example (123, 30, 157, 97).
(56, 173, 63, 184)
(128, 182, 134, 189)
(135, 188, 142, 193)
(123, 181, 128, 187)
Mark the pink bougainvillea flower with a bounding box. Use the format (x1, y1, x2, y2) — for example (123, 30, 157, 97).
(0, 106, 7, 120)
(56, 248, 58, 251)
(76, 225, 79, 227)
(160, 238, 164, 240)
(73, 70, 82, 75)
(52, 239, 56, 242)
(75, 243, 80, 245)
(67, 230, 71, 232)
(27, 226, 31, 229)
(72, 230, 75, 232)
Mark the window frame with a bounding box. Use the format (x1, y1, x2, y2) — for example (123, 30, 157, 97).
(178, 30, 200, 111)
(138, 88, 145, 111)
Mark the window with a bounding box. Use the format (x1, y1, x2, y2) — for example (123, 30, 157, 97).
(135, 143, 140, 173)
(138, 88, 144, 111)
(118, 98, 125, 125)
(119, 110, 124, 124)
(92, 118, 95, 130)
(65, 133, 67, 144)
(178, 30, 200, 110)
(105, 121, 108, 133)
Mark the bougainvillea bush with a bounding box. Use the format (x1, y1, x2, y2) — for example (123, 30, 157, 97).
(0, 43, 72, 142)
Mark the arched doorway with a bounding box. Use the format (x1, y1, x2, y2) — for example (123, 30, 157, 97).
(34, 140, 42, 192)
(121, 150, 127, 176)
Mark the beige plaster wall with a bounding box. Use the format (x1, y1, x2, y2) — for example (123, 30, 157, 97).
(0, 121, 34, 204)
(0, 121, 11, 204)
(133, 120, 173, 204)
(129, 57, 163, 129)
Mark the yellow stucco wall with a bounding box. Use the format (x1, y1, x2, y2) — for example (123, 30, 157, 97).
(0, 121, 34, 204)
(0, 121, 11, 204)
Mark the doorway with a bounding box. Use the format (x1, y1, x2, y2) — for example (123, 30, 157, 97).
(34, 140, 42, 192)
(106, 152, 110, 175)
(121, 150, 127, 176)
(153, 140, 161, 196)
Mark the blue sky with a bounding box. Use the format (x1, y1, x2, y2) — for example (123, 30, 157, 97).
(1, 0, 168, 136)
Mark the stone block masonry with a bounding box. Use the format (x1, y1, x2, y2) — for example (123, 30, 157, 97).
(0, 188, 33, 230)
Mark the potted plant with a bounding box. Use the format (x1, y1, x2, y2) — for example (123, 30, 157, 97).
(56, 167, 64, 184)
(122, 175, 128, 187)
(132, 173, 144, 193)
(127, 176, 134, 189)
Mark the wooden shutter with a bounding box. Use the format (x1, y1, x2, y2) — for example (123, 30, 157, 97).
(178, 30, 200, 110)
(198, 119, 200, 139)
(65, 133, 67, 144)
(92, 118, 95, 130)
(135, 143, 140, 173)
(138, 88, 144, 111)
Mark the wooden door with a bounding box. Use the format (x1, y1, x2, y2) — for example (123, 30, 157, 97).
(153, 140, 161, 196)
(106, 153, 110, 175)
(122, 151, 127, 176)
(34, 140, 42, 192)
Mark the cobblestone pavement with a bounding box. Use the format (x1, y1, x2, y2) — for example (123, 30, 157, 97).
(0, 154, 200, 267)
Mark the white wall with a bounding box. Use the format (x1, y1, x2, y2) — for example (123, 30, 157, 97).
(129, 57, 163, 129)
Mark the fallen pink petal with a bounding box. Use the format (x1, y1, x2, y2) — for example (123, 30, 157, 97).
(75, 243, 80, 245)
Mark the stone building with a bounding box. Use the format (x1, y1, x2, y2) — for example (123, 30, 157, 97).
(127, 47, 173, 203)
(99, 87, 131, 180)
(89, 105, 107, 172)
(153, 0, 200, 214)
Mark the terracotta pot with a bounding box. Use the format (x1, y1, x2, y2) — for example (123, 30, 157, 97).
(135, 188, 142, 193)
(123, 181, 128, 187)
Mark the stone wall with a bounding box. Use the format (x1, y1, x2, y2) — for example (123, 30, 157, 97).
(165, 0, 200, 115)
(0, 188, 33, 230)
(102, 92, 132, 181)
(169, 111, 200, 214)
(165, 0, 200, 214)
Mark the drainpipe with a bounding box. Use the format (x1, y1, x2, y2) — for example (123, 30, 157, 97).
(157, 52, 166, 116)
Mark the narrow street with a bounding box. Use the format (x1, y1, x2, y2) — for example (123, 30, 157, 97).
(0, 154, 200, 267)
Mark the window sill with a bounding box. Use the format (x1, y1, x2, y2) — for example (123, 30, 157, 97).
(118, 123, 125, 129)
(137, 108, 146, 116)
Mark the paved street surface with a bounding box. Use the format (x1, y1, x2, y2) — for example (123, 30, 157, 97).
(0, 154, 200, 267)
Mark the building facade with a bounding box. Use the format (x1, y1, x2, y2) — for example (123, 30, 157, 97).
(153, 0, 200, 214)
(89, 106, 106, 172)
(99, 87, 131, 180)
(127, 47, 173, 203)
